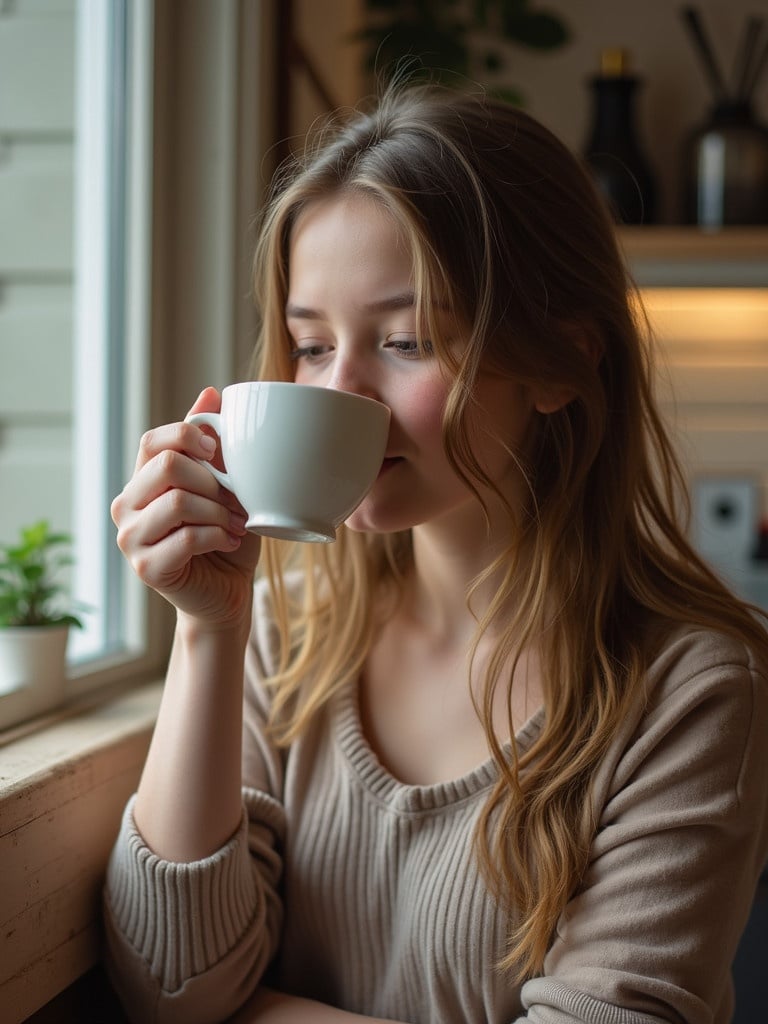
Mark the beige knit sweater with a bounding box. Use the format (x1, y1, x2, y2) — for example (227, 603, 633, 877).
(103, 582, 768, 1024)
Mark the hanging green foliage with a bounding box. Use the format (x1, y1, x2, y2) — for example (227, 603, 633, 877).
(357, 0, 570, 104)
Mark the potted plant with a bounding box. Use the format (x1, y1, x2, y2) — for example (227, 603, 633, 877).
(0, 520, 83, 704)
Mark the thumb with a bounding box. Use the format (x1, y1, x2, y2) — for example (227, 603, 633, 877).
(187, 385, 222, 418)
(186, 387, 226, 471)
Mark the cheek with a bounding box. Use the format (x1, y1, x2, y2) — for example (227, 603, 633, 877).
(395, 376, 449, 441)
(467, 379, 535, 462)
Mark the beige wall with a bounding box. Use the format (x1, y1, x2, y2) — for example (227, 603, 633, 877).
(289, 0, 365, 140)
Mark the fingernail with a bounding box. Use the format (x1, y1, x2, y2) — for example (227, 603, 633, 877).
(229, 512, 248, 534)
(200, 434, 217, 454)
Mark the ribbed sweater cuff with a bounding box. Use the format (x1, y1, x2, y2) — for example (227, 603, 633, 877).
(105, 795, 258, 993)
(520, 979, 670, 1023)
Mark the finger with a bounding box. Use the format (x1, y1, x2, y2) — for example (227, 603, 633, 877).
(185, 386, 227, 472)
(118, 488, 248, 556)
(186, 385, 221, 418)
(130, 525, 245, 593)
(118, 447, 222, 518)
(132, 419, 219, 476)
(113, 453, 246, 541)
(129, 387, 222, 477)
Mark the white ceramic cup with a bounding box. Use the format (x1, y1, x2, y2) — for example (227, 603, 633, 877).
(185, 382, 391, 543)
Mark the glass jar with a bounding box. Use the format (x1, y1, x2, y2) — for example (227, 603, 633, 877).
(683, 101, 768, 226)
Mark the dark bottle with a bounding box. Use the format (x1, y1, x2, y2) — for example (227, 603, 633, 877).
(683, 101, 768, 226)
(584, 49, 658, 224)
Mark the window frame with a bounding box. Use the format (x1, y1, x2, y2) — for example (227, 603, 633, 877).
(0, 0, 276, 731)
(69, 0, 157, 684)
(0, 0, 165, 731)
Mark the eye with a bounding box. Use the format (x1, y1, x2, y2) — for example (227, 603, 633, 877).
(289, 342, 333, 362)
(384, 334, 434, 359)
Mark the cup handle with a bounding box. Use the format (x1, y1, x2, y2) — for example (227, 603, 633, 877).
(185, 411, 232, 490)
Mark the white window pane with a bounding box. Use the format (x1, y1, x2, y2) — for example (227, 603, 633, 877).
(0, 0, 154, 725)
(71, 0, 153, 669)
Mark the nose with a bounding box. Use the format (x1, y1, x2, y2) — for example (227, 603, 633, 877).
(326, 353, 380, 403)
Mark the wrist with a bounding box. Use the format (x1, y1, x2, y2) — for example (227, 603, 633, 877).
(176, 603, 253, 644)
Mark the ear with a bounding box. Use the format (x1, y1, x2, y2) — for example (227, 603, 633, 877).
(532, 324, 603, 415)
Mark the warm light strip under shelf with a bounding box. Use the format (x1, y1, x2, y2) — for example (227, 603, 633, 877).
(638, 288, 768, 346)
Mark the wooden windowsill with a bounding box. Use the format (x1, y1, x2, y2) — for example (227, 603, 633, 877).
(0, 680, 162, 1024)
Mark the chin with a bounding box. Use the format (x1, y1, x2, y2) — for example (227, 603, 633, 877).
(343, 514, 405, 536)
(344, 501, 420, 536)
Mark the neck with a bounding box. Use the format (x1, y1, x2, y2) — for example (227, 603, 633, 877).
(407, 508, 520, 646)
(387, 518, 544, 739)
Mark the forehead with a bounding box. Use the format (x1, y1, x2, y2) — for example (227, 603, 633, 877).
(290, 192, 409, 258)
(284, 191, 463, 335)
(286, 192, 416, 301)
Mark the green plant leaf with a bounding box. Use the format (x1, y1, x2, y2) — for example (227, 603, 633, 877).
(357, 0, 569, 97)
(56, 613, 84, 629)
(22, 520, 50, 547)
(489, 84, 526, 106)
(359, 21, 471, 80)
(500, 4, 570, 49)
(0, 520, 80, 629)
(46, 532, 74, 547)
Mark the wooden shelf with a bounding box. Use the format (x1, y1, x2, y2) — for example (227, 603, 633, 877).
(618, 227, 768, 287)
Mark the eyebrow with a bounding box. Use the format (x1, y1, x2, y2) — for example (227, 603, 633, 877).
(285, 291, 417, 320)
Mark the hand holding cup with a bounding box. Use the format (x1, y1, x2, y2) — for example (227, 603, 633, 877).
(185, 382, 391, 543)
(111, 387, 261, 629)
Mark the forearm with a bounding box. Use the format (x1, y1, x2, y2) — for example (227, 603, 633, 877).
(230, 988, 408, 1024)
(134, 608, 252, 861)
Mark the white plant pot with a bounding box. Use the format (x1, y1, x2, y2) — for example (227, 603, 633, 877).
(0, 624, 70, 706)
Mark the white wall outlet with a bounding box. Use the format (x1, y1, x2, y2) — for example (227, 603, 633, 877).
(692, 478, 758, 584)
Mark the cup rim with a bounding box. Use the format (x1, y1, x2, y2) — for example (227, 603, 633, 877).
(223, 380, 390, 414)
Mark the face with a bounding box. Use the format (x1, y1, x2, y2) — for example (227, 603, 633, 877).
(285, 192, 535, 537)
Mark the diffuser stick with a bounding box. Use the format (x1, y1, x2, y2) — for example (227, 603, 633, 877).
(681, 6, 728, 102)
(744, 34, 768, 102)
(734, 17, 762, 100)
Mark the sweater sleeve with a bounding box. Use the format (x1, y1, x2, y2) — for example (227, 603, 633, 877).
(102, 579, 288, 1024)
(517, 630, 768, 1024)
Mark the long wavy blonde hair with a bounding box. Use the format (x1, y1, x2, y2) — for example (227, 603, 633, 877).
(248, 84, 768, 979)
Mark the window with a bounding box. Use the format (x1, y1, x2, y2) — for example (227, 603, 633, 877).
(1, 0, 275, 731)
(71, 0, 153, 668)
(0, 0, 157, 728)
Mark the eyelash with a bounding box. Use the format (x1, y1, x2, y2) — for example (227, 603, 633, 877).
(289, 336, 434, 362)
(384, 335, 430, 359)
(289, 344, 329, 362)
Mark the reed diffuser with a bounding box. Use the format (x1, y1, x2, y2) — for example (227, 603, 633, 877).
(681, 6, 768, 226)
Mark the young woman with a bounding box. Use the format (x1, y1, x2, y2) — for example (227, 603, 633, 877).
(105, 84, 768, 1024)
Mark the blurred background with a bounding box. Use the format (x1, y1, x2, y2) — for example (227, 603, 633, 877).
(0, 3, 766, 1017)
(283, 0, 768, 225)
(2, 0, 766, 672)
(0, 0, 765, 720)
